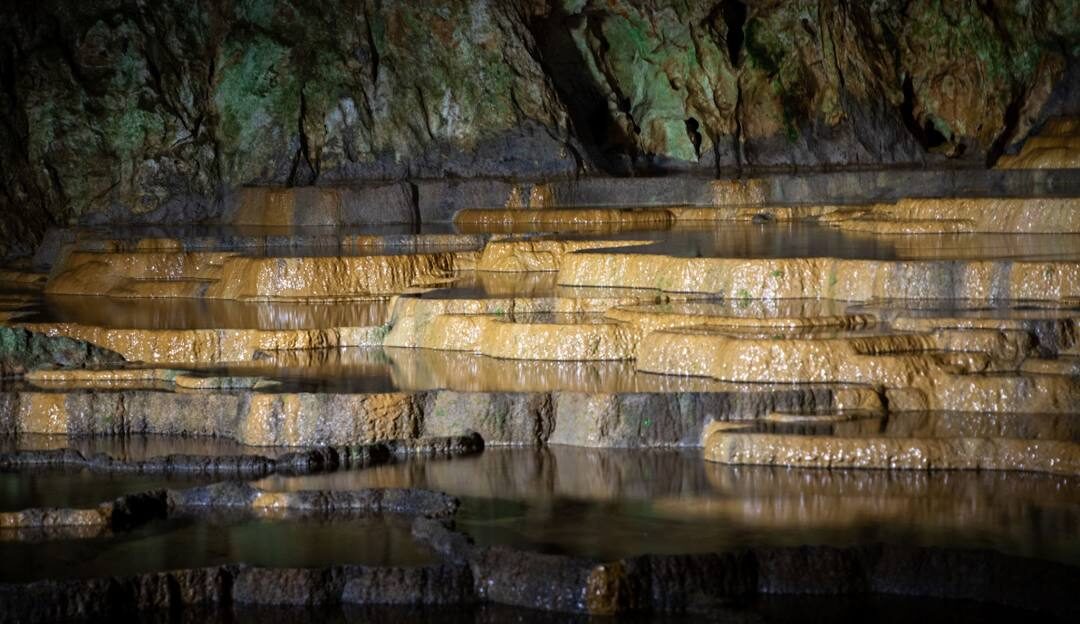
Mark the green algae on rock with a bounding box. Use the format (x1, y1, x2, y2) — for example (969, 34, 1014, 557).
(2, 1, 1079, 255)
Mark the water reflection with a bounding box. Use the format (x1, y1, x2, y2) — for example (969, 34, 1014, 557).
(0, 514, 433, 582)
(0, 469, 211, 512)
(2, 433, 288, 459)
(236, 346, 775, 393)
(260, 447, 1080, 564)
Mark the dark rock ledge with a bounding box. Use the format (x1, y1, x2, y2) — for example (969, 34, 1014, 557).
(0, 482, 1076, 620)
(1, 521, 1075, 622)
(0, 481, 458, 538)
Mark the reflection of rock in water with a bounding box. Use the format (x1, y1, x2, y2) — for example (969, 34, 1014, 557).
(255, 446, 1080, 566)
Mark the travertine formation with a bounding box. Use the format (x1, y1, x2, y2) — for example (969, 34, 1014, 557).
(997, 117, 1080, 169)
(2, 150, 1080, 617)
(820, 197, 1080, 234)
(17, 323, 386, 364)
(1, 187, 1076, 473)
(47, 250, 472, 300)
(557, 253, 1080, 300)
(0, 1, 1077, 616)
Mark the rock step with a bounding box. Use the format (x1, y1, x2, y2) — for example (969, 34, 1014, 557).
(76, 171, 1080, 230)
(459, 196, 1080, 235)
(46, 251, 473, 300)
(0, 386, 875, 448)
(997, 116, 1080, 170)
(703, 423, 1080, 477)
(558, 253, 1080, 300)
(819, 197, 1080, 234)
(637, 329, 1079, 413)
(17, 324, 387, 364)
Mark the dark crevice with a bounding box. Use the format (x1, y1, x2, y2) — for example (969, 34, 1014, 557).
(900, 75, 947, 150)
(718, 0, 747, 67)
(362, 6, 380, 92)
(733, 77, 746, 172)
(414, 85, 436, 142)
(288, 88, 318, 186)
(685, 117, 702, 159)
(825, 14, 846, 91)
(42, 160, 66, 202)
(711, 131, 722, 177)
(526, 8, 636, 175)
(406, 181, 420, 233)
(986, 89, 1026, 167)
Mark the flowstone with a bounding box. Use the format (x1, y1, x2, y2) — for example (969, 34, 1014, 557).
(1, 130, 1079, 618)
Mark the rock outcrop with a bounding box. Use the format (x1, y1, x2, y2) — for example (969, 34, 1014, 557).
(2, 0, 1079, 255)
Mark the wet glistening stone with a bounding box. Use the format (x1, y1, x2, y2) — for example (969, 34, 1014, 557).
(1, 3, 1079, 620)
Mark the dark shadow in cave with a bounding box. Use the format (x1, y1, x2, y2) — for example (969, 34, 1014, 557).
(685, 117, 702, 159)
(985, 90, 1025, 167)
(529, 9, 639, 176)
(718, 0, 747, 67)
(900, 75, 947, 151)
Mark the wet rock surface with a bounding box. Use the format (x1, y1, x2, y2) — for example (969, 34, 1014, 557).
(1, 103, 1079, 620)
(1, 518, 1076, 621)
(0, 441, 1078, 619)
(2, 2, 1079, 254)
(998, 117, 1080, 169)
(0, 434, 482, 476)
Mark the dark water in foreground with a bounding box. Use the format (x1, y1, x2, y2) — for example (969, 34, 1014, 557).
(120, 596, 1052, 624)
(2, 445, 1073, 583)
(262, 447, 1080, 565)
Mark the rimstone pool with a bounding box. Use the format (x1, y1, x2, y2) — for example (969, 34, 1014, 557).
(1, 2, 1080, 621)
(2, 170, 1079, 621)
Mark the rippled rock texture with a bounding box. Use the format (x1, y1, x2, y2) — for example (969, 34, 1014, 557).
(2, 0, 1079, 255)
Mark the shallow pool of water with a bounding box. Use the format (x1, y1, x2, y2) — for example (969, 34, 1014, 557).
(0, 469, 212, 512)
(258, 447, 1080, 566)
(0, 513, 434, 582)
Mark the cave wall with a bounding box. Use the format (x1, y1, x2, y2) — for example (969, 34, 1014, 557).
(1, 0, 1078, 256)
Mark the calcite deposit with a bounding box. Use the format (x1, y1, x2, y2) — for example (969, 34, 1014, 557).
(46, 250, 473, 300)
(0, 1, 1078, 618)
(16, 324, 386, 364)
(998, 117, 1080, 169)
(557, 253, 1080, 300)
(820, 197, 1080, 234)
(702, 423, 1080, 477)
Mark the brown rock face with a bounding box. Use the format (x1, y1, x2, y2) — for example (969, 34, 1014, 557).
(997, 116, 1080, 168)
(1, 1, 1078, 255)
